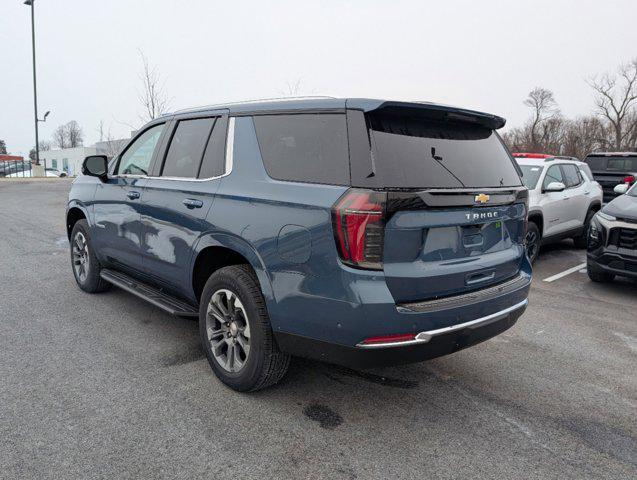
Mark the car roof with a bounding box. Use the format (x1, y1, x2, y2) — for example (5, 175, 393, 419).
(515, 157, 582, 166)
(167, 96, 506, 129)
(585, 152, 637, 157)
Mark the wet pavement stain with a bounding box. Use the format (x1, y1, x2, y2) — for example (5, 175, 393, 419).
(304, 403, 343, 430)
(328, 366, 419, 389)
(161, 346, 205, 366)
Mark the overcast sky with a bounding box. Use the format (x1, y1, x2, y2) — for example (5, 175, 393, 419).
(1, 0, 636, 157)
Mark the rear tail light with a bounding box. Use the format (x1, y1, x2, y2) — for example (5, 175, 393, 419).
(622, 175, 635, 184)
(332, 188, 386, 270)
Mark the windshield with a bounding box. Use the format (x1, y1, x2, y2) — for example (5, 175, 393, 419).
(363, 112, 522, 189)
(518, 165, 543, 189)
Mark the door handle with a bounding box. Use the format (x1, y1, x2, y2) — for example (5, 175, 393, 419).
(183, 198, 203, 209)
(126, 191, 140, 200)
(584, 191, 591, 195)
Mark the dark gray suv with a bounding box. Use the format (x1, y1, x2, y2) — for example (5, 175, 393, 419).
(587, 181, 637, 282)
(68, 97, 531, 391)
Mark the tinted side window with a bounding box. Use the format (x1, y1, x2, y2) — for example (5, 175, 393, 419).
(543, 165, 563, 189)
(198, 116, 228, 179)
(161, 118, 214, 178)
(117, 124, 164, 175)
(562, 164, 581, 187)
(585, 156, 606, 171)
(607, 157, 637, 171)
(253, 114, 349, 185)
(578, 164, 594, 181)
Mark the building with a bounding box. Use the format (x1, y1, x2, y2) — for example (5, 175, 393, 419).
(38, 138, 130, 176)
(38, 146, 98, 177)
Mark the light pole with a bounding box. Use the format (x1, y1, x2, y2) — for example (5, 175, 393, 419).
(24, 0, 41, 165)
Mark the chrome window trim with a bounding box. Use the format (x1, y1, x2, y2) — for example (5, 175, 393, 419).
(112, 117, 236, 183)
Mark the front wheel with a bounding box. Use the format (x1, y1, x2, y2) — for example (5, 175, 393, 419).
(70, 219, 110, 293)
(199, 265, 290, 392)
(525, 222, 541, 264)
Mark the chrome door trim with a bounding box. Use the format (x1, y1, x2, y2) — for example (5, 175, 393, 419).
(113, 116, 236, 183)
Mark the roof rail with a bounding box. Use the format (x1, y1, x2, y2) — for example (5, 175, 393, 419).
(173, 95, 339, 114)
(512, 153, 552, 159)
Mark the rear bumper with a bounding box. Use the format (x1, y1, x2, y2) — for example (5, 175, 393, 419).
(276, 299, 527, 369)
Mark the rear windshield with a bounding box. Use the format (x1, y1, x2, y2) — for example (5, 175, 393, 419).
(518, 165, 543, 189)
(585, 156, 637, 172)
(365, 112, 522, 188)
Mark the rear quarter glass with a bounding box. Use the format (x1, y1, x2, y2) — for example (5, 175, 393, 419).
(253, 113, 350, 185)
(349, 110, 522, 189)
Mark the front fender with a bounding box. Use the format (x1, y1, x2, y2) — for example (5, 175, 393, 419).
(66, 200, 93, 237)
(190, 232, 275, 306)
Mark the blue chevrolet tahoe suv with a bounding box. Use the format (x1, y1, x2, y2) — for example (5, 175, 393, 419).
(68, 97, 531, 391)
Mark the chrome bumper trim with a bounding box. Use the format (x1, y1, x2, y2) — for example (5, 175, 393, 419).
(356, 299, 528, 349)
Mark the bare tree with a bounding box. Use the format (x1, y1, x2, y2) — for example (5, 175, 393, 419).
(95, 120, 126, 159)
(138, 51, 170, 122)
(96, 119, 106, 142)
(52, 124, 68, 149)
(0, 139, 7, 154)
(561, 116, 609, 159)
(523, 87, 559, 151)
(39, 140, 51, 152)
(279, 78, 303, 97)
(66, 121, 84, 147)
(52, 122, 83, 148)
(588, 59, 637, 150)
(624, 111, 637, 150)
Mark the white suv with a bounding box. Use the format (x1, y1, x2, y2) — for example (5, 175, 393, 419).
(514, 153, 603, 262)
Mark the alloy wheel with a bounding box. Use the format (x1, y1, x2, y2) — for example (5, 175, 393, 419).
(525, 230, 539, 261)
(206, 289, 251, 373)
(72, 231, 89, 282)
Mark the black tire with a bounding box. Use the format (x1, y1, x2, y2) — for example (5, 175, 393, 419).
(525, 222, 541, 264)
(70, 219, 110, 293)
(199, 265, 290, 392)
(587, 264, 615, 283)
(573, 209, 595, 248)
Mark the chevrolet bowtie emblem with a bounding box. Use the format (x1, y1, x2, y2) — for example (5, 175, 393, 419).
(474, 193, 490, 204)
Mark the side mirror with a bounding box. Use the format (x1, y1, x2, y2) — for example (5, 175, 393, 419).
(82, 155, 108, 181)
(614, 183, 629, 195)
(544, 181, 566, 192)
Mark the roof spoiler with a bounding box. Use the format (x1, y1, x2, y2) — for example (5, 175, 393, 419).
(346, 99, 506, 130)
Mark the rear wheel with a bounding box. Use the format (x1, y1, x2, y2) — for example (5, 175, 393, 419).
(573, 209, 595, 248)
(525, 222, 541, 264)
(70, 220, 110, 293)
(199, 265, 290, 392)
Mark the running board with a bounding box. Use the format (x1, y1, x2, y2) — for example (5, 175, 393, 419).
(100, 269, 199, 318)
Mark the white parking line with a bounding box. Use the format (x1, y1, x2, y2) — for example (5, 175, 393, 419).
(543, 263, 587, 283)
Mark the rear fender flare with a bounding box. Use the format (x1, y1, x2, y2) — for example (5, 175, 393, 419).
(588, 201, 602, 213)
(527, 209, 544, 235)
(190, 232, 275, 306)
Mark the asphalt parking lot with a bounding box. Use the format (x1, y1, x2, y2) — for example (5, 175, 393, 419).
(1, 179, 635, 479)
